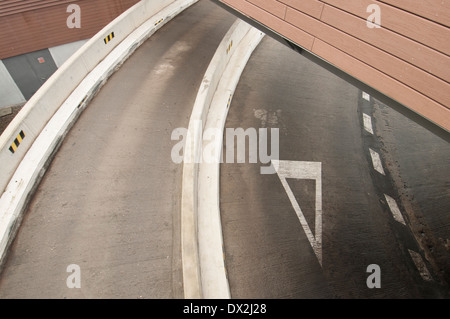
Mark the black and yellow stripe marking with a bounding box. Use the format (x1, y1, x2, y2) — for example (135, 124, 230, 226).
(226, 40, 233, 54)
(227, 94, 232, 108)
(154, 18, 164, 26)
(9, 130, 25, 154)
(78, 95, 88, 108)
(104, 32, 115, 44)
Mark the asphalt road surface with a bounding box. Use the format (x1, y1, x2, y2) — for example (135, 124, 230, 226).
(220, 36, 450, 298)
(0, 1, 448, 300)
(0, 0, 236, 298)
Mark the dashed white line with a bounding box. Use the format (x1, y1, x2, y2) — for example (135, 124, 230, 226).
(360, 90, 434, 286)
(408, 249, 433, 281)
(362, 92, 370, 101)
(363, 113, 374, 134)
(369, 148, 385, 175)
(384, 194, 406, 225)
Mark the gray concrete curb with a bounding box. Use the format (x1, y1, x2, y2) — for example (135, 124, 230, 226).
(181, 19, 264, 298)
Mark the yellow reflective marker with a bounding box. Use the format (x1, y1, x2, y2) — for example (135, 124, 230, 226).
(9, 130, 25, 154)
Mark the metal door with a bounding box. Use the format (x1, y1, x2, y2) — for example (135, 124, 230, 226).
(3, 49, 58, 100)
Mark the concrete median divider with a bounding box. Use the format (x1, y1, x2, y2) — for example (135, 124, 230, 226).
(181, 19, 264, 298)
(0, 0, 198, 270)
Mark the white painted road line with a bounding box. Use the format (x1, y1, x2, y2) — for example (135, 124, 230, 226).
(369, 148, 385, 175)
(408, 250, 433, 281)
(362, 92, 370, 101)
(384, 194, 406, 225)
(363, 113, 374, 134)
(273, 160, 323, 266)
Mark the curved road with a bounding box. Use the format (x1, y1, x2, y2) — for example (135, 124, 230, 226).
(220, 36, 450, 298)
(0, 0, 236, 298)
(0, 1, 448, 299)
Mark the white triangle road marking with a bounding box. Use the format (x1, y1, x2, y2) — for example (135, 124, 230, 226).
(272, 160, 323, 266)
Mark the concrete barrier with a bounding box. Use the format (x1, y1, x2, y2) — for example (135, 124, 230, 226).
(0, 0, 196, 194)
(198, 25, 264, 299)
(181, 19, 264, 299)
(0, 0, 198, 270)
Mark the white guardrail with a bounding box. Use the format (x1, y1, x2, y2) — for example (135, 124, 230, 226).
(0, 0, 198, 269)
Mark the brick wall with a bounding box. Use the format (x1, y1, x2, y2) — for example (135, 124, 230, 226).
(216, 0, 450, 131)
(0, 0, 140, 59)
